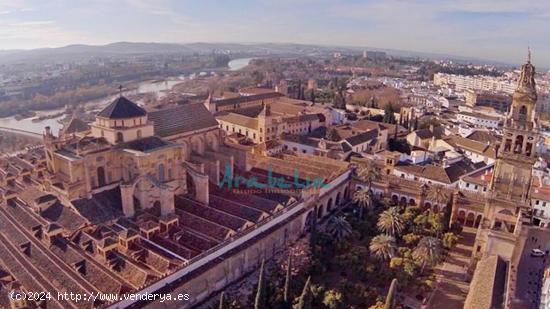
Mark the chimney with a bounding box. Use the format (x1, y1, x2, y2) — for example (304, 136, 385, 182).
(44, 126, 51, 136)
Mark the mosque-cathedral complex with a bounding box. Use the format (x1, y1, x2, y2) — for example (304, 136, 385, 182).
(0, 54, 547, 308)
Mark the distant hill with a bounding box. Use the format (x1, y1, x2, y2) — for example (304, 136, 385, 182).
(0, 41, 516, 67)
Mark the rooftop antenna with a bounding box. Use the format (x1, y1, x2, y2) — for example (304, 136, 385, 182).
(527, 46, 531, 63)
(118, 85, 123, 97)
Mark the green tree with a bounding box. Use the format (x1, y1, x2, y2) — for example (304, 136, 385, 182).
(310, 89, 316, 104)
(354, 161, 380, 218)
(326, 216, 353, 242)
(353, 188, 373, 220)
(428, 212, 444, 237)
(377, 207, 405, 237)
(425, 185, 450, 208)
(383, 105, 396, 124)
(293, 276, 312, 309)
(384, 278, 398, 309)
(326, 127, 340, 141)
(413, 236, 443, 273)
(370, 234, 397, 260)
(309, 207, 318, 256)
(323, 289, 343, 309)
(284, 255, 292, 305)
(442, 232, 458, 249)
(402, 233, 421, 245)
(255, 260, 267, 309)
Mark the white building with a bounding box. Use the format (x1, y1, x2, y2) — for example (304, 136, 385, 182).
(457, 111, 500, 129)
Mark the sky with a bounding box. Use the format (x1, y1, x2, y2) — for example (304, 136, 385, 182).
(1, 0, 550, 67)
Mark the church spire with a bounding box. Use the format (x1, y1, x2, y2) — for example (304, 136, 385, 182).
(516, 48, 536, 98)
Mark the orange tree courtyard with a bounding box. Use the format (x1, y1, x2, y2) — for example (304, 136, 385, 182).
(214, 194, 460, 309)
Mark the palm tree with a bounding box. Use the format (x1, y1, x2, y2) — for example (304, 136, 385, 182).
(413, 236, 443, 273)
(326, 216, 353, 242)
(425, 185, 450, 208)
(369, 234, 397, 260)
(353, 188, 372, 219)
(377, 207, 405, 237)
(356, 161, 381, 188)
(355, 161, 381, 218)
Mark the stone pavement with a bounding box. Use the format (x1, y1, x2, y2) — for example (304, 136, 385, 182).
(426, 226, 477, 309)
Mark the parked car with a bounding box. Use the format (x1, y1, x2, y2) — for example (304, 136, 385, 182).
(531, 249, 545, 257)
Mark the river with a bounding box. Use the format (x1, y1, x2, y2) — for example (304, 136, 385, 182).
(0, 78, 184, 136)
(0, 58, 254, 136)
(228, 58, 253, 71)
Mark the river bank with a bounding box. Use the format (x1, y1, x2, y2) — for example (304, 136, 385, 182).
(0, 57, 254, 136)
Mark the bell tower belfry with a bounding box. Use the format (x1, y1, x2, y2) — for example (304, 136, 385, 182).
(472, 51, 541, 263)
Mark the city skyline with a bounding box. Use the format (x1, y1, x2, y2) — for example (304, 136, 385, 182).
(1, 0, 550, 67)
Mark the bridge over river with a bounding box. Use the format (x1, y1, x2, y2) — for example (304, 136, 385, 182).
(0, 126, 42, 138)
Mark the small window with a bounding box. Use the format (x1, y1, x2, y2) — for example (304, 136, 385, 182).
(137, 130, 142, 138)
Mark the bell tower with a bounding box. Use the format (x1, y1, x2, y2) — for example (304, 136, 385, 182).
(472, 51, 541, 263)
(499, 49, 538, 159)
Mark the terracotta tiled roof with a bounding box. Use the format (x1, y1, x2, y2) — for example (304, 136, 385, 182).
(395, 161, 485, 184)
(345, 129, 379, 146)
(464, 255, 507, 309)
(414, 126, 446, 139)
(466, 130, 499, 144)
(444, 135, 496, 159)
(63, 118, 90, 134)
(216, 112, 259, 130)
(214, 92, 284, 107)
(149, 103, 219, 137)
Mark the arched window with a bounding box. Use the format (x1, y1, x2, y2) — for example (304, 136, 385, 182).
(97, 167, 106, 187)
(518, 105, 528, 122)
(116, 132, 124, 143)
(519, 105, 527, 115)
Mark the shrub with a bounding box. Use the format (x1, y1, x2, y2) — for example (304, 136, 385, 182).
(442, 232, 458, 249)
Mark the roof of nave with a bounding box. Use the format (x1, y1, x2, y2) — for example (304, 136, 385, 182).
(63, 117, 91, 134)
(97, 96, 147, 119)
(214, 92, 284, 107)
(148, 103, 219, 137)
